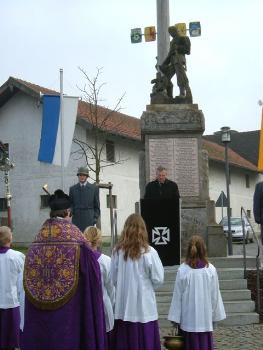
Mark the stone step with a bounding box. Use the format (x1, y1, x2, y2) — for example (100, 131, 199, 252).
(220, 279, 247, 289)
(164, 257, 256, 270)
(217, 268, 245, 280)
(157, 279, 248, 293)
(209, 256, 257, 269)
(223, 300, 255, 313)
(221, 289, 251, 301)
(164, 267, 245, 281)
(156, 289, 251, 303)
(218, 312, 260, 326)
(158, 312, 259, 328)
(157, 299, 255, 315)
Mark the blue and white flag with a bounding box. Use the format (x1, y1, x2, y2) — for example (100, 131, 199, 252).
(38, 95, 78, 166)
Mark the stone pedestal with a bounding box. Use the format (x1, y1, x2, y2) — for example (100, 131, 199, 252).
(140, 104, 226, 257)
(207, 224, 227, 257)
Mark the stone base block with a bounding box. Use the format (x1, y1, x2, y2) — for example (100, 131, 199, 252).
(207, 224, 227, 257)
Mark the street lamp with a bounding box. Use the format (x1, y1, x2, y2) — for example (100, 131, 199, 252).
(221, 126, 233, 255)
(0, 142, 14, 229)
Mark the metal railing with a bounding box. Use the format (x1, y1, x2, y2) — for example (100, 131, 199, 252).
(112, 209, 118, 249)
(240, 207, 261, 314)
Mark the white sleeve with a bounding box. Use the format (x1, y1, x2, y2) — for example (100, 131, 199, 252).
(110, 251, 118, 287)
(17, 270, 25, 331)
(15, 252, 25, 273)
(101, 256, 115, 308)
(168, 268, 183, 323)
(211, 268, 226, 322)
(148, 248, 164, 290)
(16, 253, 25, 331)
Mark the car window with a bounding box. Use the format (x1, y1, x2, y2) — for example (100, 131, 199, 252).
(230, 218, 242, 225)
(220, 218, 242, 226)
(220, 217, 251, 228)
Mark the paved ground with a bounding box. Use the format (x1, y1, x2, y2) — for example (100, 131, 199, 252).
(213, 324, 263, 349)
(160, 324, 263, 350)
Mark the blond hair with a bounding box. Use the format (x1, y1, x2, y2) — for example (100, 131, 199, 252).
(115, 214, 149, 261)
(185, 235, 208, 268)
(83, 226, 102, 249)
(0, 226, 12, 246)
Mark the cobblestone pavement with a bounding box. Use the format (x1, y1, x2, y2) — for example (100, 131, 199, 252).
(160, 324, 263, 350)
(213, 324, 263, 350)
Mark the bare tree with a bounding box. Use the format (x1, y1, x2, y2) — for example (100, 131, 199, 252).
(72, 67, 127, 183)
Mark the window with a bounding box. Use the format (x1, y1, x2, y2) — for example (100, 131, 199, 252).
(0, 198, 7, 211)
(0, 143, 9, 164)
(106, 194, 117, 209)
(247, 209, 251, 218)
(245, 174, 250, 188)
(230, 208, 232, 217)
(40, 195, 49, 209)
(106, 140, 115, 162)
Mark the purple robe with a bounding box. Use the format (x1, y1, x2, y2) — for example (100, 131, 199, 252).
(110, 319, 161, 350)
(0, 247, 21, 349)
(21, 218, 107, 350)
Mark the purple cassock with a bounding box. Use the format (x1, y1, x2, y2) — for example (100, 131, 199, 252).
(21, 218, 107, 350)
(0, 247, 21, 349)
(109, 319, 161, 350)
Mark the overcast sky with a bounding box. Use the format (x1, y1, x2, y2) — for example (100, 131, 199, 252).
(1, 0, 263, 135)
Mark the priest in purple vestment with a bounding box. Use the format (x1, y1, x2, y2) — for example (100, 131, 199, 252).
(21, 189, 107, 350)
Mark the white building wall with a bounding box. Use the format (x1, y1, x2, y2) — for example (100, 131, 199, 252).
(99, 139, 141, 236)
(0, 92, 141, 242)
(208, 161, 263, 227)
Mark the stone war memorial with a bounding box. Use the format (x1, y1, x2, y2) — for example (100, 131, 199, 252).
(140, 25, 227, 260)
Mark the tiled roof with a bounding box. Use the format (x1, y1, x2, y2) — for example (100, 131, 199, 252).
(0, 77, 259, 172)
(202, 139, 258, 172)
(204, 131, 260, 166)
(78, 100, 140, 141)
(10, 77, 59, 96)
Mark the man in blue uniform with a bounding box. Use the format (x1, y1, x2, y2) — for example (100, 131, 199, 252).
(69, 167, 100, 232)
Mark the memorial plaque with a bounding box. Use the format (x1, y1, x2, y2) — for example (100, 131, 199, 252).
(149, 139, 174, 180)
(148, 137, 200, 196)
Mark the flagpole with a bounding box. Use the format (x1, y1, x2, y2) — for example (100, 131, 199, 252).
(60, 68, 65, 191)
(156, 0, 170, 65)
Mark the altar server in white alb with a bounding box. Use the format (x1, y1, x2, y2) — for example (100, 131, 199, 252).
(168, 235, 226, 350)
(110, 214, 164, 350)
(83, 226, 115, 336)
(0, 226, 25, 350)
